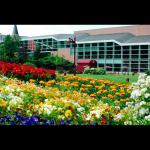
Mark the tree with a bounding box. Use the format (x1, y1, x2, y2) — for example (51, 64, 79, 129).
(0, 35, 21, 62)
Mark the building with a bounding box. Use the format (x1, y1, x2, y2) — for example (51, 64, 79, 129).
(1, 25, 150, 73)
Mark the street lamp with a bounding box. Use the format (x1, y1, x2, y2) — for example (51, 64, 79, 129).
(68, 36, 77, 76)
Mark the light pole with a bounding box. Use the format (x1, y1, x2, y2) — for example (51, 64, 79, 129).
(68, 36, 77, 76)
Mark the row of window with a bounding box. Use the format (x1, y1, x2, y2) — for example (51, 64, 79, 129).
(98, 64, 149, 72)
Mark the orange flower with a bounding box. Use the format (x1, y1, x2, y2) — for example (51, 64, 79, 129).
(90, 94, 96, 97)
(33, 99, 36, 102)
(114, 100, 120, 104)
(108, 94, 114, 99)
(80, 88, 84, 91)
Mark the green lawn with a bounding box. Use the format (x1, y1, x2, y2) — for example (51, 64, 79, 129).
(69, 74, 138, 84)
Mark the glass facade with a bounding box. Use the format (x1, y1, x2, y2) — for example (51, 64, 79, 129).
(76, 42, 150, 72)
(21, 37, 150, 73)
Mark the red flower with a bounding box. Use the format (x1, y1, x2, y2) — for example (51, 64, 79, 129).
(101, 115, 107, 125)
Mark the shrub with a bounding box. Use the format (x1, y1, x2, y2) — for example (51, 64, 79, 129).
(145, 70, 150, 75)
(84, 68, 106, 75)
(24, 62, 37, 68)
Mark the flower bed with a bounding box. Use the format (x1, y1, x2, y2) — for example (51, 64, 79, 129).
(0, 61, 56, 81)
(0, 66, 150, 125)
(38, 75, 131, 109)
(112, 73, 150, 125)
(0, 76, 114, 125)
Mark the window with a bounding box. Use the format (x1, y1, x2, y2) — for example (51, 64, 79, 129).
(123, 46, 130, 50)
(115, 46, 121, 50)
(106, 51, 113, 58)
(85, 43, 90, 47)
(92, 43, 97, 47)
(131, 50, 139, 59)
(98, 64, 104, 68)
(140, 64, 148, 69)
(114, 64, 121, 72)
(92, 51, 97, 59)
(99, 43, 104, 46)
(106, 42, 113, 46)
(107, 47, 113, 50)
(78, 52, 84, 59)
(131, 46, 139, 50)
(99, 47, 104, 50)
(141, 61, 148, 64)
(85, 52, 90, 59)
(106, 64, 112, 71)
(114, 51, 121, 58)
(123, 50, 129, 59)
(141, 50, 148, 54)
(140, 45, 148, 49)
(99, 51, 104, 59)
(78, 44, 83, 47)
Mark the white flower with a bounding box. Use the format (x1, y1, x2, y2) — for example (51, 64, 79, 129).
(145, 93, 150, 99)
(139, 108, 149, 116)
(145, 115, 150, 121)
(126, 102, 134, 106)
(77, 107, 85, 112)
(86, 114, 91, 121)
(146, 76, 150, 83)
(140, 88, 147, 95)
(19, 92, 25, 97)
(130, 89, 141, 99)
(138, 73, 147, 80)
(124, 121, 132, 125)
(139, 101, 146, 106)
(114, 113, 122, 121)
(43, 108, 51, 115)
(44, 99, 48, 102)
(90, 110, 101, 119)
(58, 108, 62, 111)
(114, 106, 120, 109)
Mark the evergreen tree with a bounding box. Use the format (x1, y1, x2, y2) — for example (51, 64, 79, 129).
(0, 35, 20, 62)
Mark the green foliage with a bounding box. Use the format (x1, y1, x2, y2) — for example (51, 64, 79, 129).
(145, 70, 150, 75)
(0, 35, 21, 62)
(84, 68, 106, 75)
(32, 54, 73, 70)
(24, 62, 37, 68)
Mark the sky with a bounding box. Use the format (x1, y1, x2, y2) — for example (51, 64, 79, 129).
(0, 25, 133, 37)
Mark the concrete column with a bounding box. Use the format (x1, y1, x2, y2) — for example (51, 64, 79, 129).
(121, 46, 123, 73)
(112, 43, 115, 73)
(129, 46, 131, 73)
(138, 45, 141, 73)
(148, 45, 150, 70)
(104, 42, 106, 69)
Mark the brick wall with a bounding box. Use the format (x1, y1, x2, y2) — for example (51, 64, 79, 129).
(74, 25, 150, 36)
(51, 48, 74, 62)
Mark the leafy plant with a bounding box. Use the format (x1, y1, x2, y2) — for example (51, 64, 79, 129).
(84, 68, 106, 75)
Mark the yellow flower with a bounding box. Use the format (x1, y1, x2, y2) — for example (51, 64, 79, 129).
(97, 91, 101, 95)
(102, 97, 107, 100)
(29, 79, 35, 83)
(0, 99, 7, 108)
(90, 94, 96, 97)
(45, 101, 51, 105)
(39, 81, 45, 84)
(65, 110, 72, 118)
(80, 88, 84, 91)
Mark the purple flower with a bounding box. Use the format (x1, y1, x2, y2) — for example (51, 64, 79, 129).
(15, 114, 22, 120)
(30, 116, 39, 123)
(60, 120, 65, 125)
(67, 120, 72, 124)
(10, 121, 15, 125)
